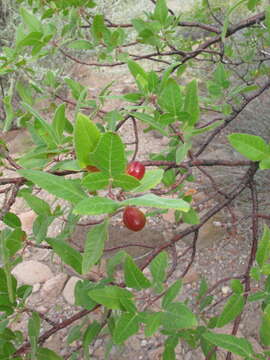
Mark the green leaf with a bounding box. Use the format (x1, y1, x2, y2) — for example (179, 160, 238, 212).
(20, 7, 42, 32)
(2, 213, 21, 229)
(197, 278, 208, 300)
(104, 110, 123, 131)
(131, 112, 168, 136)
(182, 207, 200, 225)
(214, 64, 230, 89)
(228, 133, 269, 161)
(260, 157, 270, 170)
(83, 322, 102, 358)
(184, 80, 200, 125)
(74, 113, 101, 168)
(159, 62, 182, 92)
(89, 132, 126, 177)
(207, 82, 222, 97)
(124, 255, 151, 290)
(82, 220, 108, 274)
(82, 172, 110, 191)
(132, 169, 164, 192)
(22, 103, 58, 147)
(16, 81, 34, 105)
(5, 228, 25, 257)
(88, 286, 133, 310)
(201, 337, 217, 360)
(106, 251, 127, 278)
(47, 239, 82, 274)
(91, 14, 107, 41)
(75, 280, 102, 310)
(154, 0, 168, 25)
(144, 312, 162, 336)
(260, 304, 270, 346)
(247, 0, 261, 10)
(163, 336, 178, 360)
(148, 71, 159, 93)
(67, 325, 81, 344)
(158, 79, 183, 117)
(18, 170, 86, 205)
(221, 0, 247, 42)
(202, 331, 253, 358)
(113, 174, 140, 190)
(113, 313, 139, 344)
(248, 291, 266, 302)
(120, 296, 137, 313)
(33, 215, 54, 244)
(52, 104, 67, 143)
(256, 225, 270, 268)
(64, 78, 85, 100)
(191, 120, 223, 135)
(0, 267, 17, 309)
(67, 40, 93, 50)
(28, 312, 40, 354)
(162, 280, 182, 309)
(150, 251, 168, 285)
(36, 347, 63, 360)
(3, 95, 14, 132)
(216, 294, 245, 328)
(231, 279, 243, 294)
(162, 302, 197, 331)
(175, 143, 191, 164)
(73, 196, 119, 215)
(128, 60, 148, 92)
(20, 192, 51, 216)
(121, 194, 190, 212)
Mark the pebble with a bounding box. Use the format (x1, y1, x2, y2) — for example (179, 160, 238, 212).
(221, 286, 230, 295)
(141, 340, 148, 347)
(18, 211, 37, 233)
(36, 305, 48, 314)
(62, 276, 81, 305)
(12, 260, 54, 285)
(41, 273, 68, 301)
(32, 283, 41, 293)
(183, 269, 199, 284)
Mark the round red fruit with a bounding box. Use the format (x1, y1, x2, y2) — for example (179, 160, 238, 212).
(123, 206, 146, 232)
(126, 161, 145, 180)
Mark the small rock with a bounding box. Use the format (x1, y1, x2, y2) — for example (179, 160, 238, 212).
(18, 211, 37, 234)
(221, 286, 230, 295)
(62, 276, 81, 305)
(41, 273, 68, 301)
(162, 209, 175, 223)
(43, 333, 62, 353)
(32, 283, 41, 293)
(148, 346, 164, 360)
(183, 269, 199, 284)
(36, 305, 48, 314)
(141, 340, 148, 347)
(12, 260, 54, 285)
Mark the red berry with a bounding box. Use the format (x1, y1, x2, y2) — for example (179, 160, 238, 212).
(86, 165, 100, 173)
(123, 207, 146, 232)
(126, 161, 145, 180)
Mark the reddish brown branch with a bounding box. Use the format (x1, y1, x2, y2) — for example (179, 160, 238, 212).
(14, 307, 99, 356)
(141, 163, 258, 271)
(225, 180, 259, 360)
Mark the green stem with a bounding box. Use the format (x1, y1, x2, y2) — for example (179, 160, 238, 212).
(0, 232, 15, 304)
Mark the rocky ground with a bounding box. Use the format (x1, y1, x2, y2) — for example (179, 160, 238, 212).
(1, 63, 268, 359)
